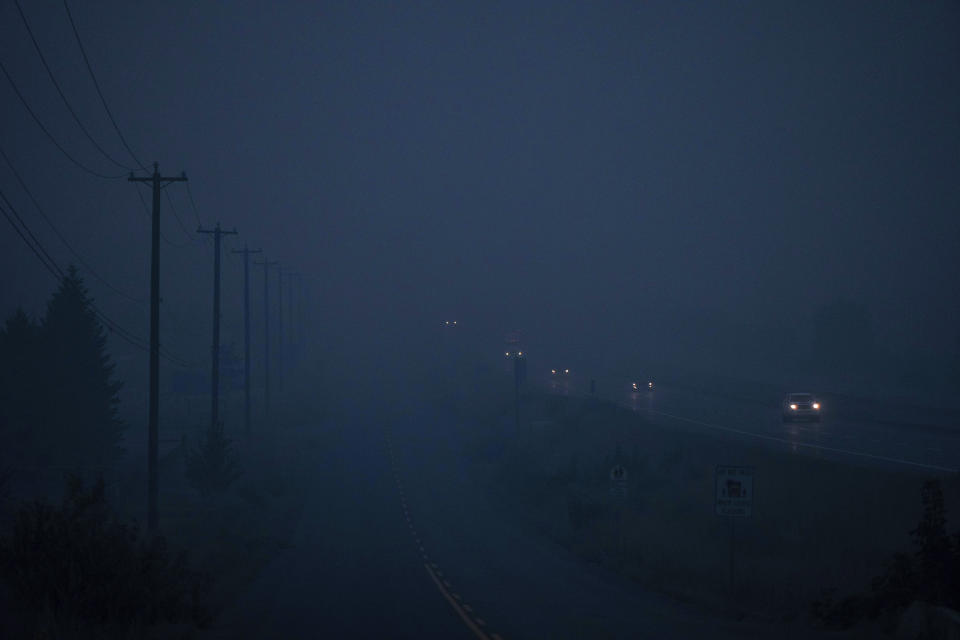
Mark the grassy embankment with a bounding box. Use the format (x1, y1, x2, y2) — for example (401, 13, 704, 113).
(462, 390, 960, 628)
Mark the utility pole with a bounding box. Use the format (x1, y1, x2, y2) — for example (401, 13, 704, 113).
(288, 272, 295, 352)
(511, 353, 526, 431)
(254, 258, 278, 418)
(295, 273, 305, 348)
(286, 271, 298, 367)
(231, 244, 261, 435)
(197, 222, 237, 432)
(128, 162, 187, 533)
(277, 268, 284, 392)
(298, 274, 304, 346)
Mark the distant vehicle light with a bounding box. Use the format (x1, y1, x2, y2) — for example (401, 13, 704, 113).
(648, 381, 653, 388)
(813, 403, 820, 410)
(505, 351, 511, 357)
(632, 383, 639, 390)
(551, 369, 557, 374)
(790, 404, 797, 410)
(518, 351, 523, 356)
(564, 369, 570, 374)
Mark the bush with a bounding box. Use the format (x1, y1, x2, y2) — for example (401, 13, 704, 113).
(185, 422, 242, 498)
(0, 475, 210, 636)
(813, 478, 960, 628)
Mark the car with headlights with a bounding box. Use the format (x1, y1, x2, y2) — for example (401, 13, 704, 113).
(782, 393, 822, 422)
(631, 381, 654, 392)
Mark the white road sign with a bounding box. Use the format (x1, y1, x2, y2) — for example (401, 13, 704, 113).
(715, 465, 754, 517)
(609, 465, 628, 499)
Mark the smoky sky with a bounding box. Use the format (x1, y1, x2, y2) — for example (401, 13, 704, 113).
(1, 1, 958, 387)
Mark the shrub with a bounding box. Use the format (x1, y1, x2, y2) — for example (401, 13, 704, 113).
(0, 475, 210, 635)
(185, 421, 242, 498)
(814, 478, 960, 627)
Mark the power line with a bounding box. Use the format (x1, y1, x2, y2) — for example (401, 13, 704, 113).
(0, 188, 64, 280)
(62, 0, 147, 171)
(133, 183, 190, 249)
(0, 143, 144, 304)
(184, 182, 203, 227)
(0, 57, 126, 180)
(0, 196, 148, 352)
(164, 189, 195, 239)
(0, 190, 191, 366)
(13, 0, 132, 172)
(0, 200, 61, 280)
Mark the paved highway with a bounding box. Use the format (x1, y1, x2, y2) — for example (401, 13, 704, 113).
(540, 373, 960, 473)
(213, 398, 844, 639)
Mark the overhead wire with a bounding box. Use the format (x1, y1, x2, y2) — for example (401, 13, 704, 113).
(1, 2, 203, 369)
(132, 183, 191, 249)
(13, 0, 132, 172)
(184, 182, 203, 227)
(0, 143, 145, 304)
(0, 187, 65, 279)
(0, 188, 192, 366)
(0, 192, 148, 353)
(0, 199, 62, 280)
(164, 188, 196, 239)
(0, 57, 126, 179)
(62, 0, 147, 172)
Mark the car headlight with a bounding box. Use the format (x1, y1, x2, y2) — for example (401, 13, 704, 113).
(813, 403, 820, 410)
(790, 404, 797, 410)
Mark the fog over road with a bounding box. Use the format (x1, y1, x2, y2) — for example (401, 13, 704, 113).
(214, 396, 845, 639)
(613, 385, 960, 474)
(540, 372, 960, 473)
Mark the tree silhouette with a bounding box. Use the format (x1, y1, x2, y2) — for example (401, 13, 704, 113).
(185, 421, 242, 498)
(910, 479, 954, 606)
(0, 309, 44, 469)
(38, 266, 124, 469)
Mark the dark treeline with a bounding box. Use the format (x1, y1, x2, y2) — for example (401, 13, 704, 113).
(0, 266, 123, 483)
(0, 267, 219, 637)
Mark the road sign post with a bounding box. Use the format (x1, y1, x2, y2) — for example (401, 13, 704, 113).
(610, 465, 628, 553)
(715, 465, 754, 604)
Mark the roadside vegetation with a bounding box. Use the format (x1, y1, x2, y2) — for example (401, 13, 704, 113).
(464, 391, 960, 635)
(0, 268, 323, 638)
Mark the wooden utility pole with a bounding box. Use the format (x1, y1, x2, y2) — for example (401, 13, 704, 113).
(254, 258, 278, 418)
(285, 271, 299, 368)
(231, 244, 261, 435)
(128, 162, 187, 532)
(288, 272, 295, 353)
(294, 273, 305, 350)
(197, 222, 237, 432)
(277, 268, 284, 392)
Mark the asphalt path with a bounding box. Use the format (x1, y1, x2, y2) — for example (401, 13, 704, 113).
(213, 402, 838, 639)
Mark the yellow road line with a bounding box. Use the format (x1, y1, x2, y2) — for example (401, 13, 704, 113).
(425, 563, 492, 640)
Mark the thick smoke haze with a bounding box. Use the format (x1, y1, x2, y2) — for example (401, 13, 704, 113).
(4, 3, 960, 639)
(1, 1, 958, 403)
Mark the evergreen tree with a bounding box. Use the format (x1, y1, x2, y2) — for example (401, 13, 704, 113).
(39, 266, 124, 468)
(0, 309, 43, 467)
(911, 478, 952, 605)
(185, 421, 242, 498)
